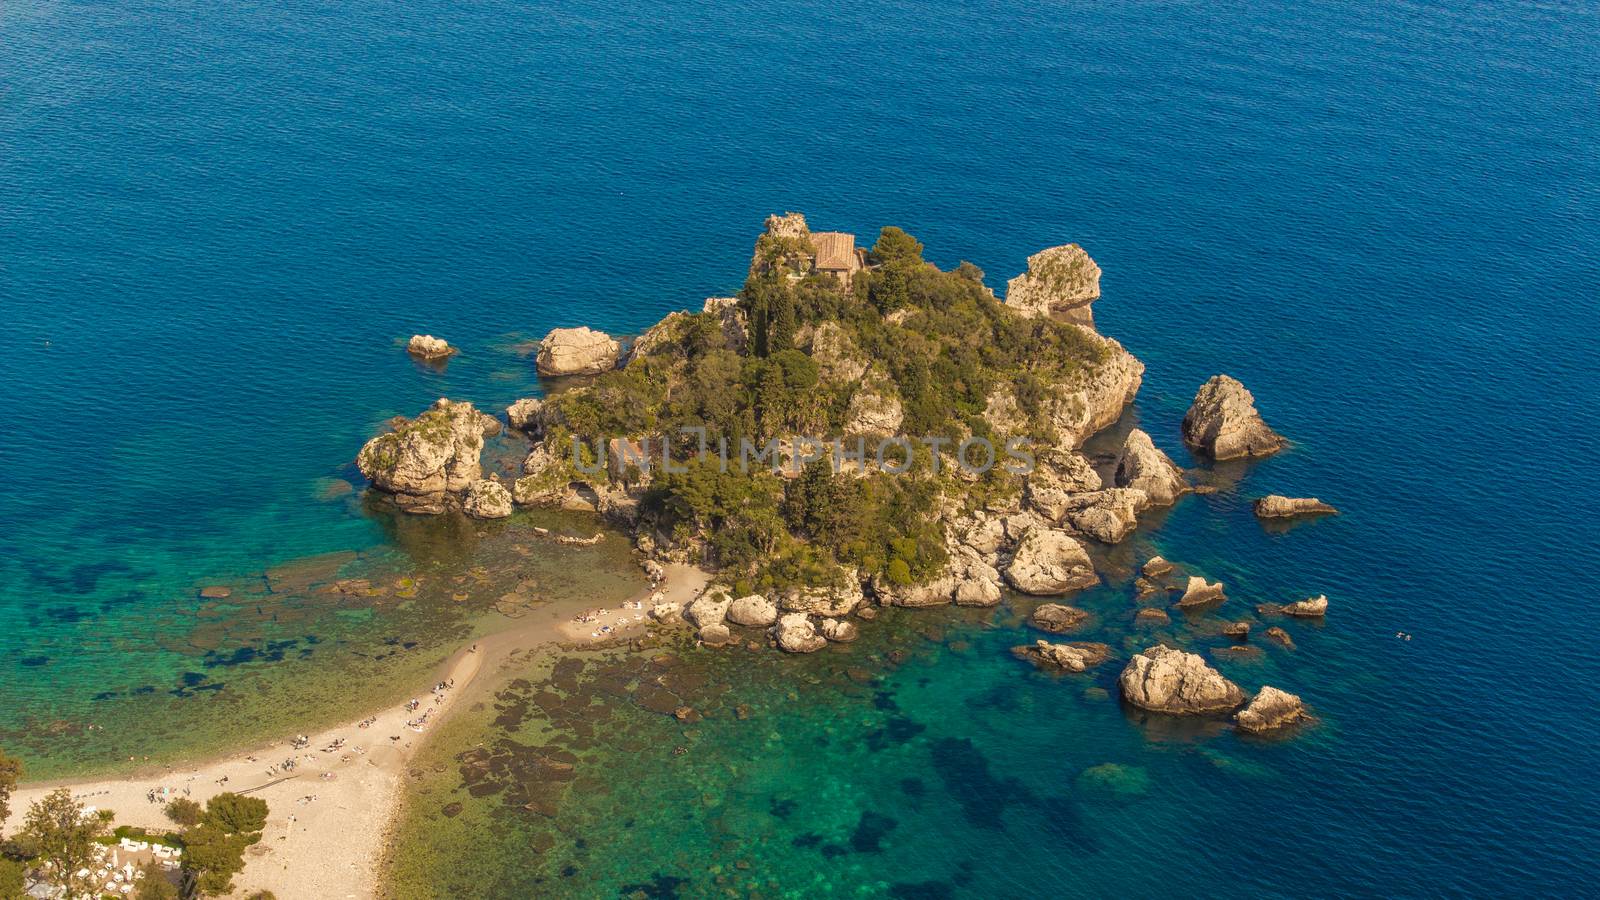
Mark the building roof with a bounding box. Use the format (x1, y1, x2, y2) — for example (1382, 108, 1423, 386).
(811, 232, 858, 271)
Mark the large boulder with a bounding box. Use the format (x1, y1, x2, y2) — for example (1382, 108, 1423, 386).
(1282, 595, 1328, 617)
(1119, 645, 1245, 714)
(779, 578, 864, 617)
(1005, 244, 1102, 327)
(1011, 640, 1111, 673)
(1024, 450, 1103, 521)
(407, 334, 456, 360)
(772, 613, 827, 654)
(513, 441, 576, 506)
(1029, 603, 1089, 634)
(684, 590, 733, 629)
(1004, 529, 1098, 595)
(1114, 429, 1188, 506)
(1060, 488, 1148, 544)
(536, 327, 620, 377)
(819, 618, 859, 643)
(1235, 686, 1309, 734)
(727, 594, 779, 628)
(357, 399, 497, 514)
(1254, 495, 1338, 518)
(1181, 375, 1286, 460)
(1177, 576, 1227, 609)
(462, 479, 513, 519)
(506, 397, 545, 433)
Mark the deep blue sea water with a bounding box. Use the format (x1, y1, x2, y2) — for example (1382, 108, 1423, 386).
(4, 0, 1599, 894)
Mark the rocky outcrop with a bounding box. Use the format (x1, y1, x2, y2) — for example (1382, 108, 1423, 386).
(982, 330, 1143, 450)
(1012, 640, 1111, 672)
(873, 553, 1002, 609)
(780, 578, 864, 617)
(698, 623, 732, 646)
(1177, 576, 1226, 608)
(819, 618, 859, 643)
(535, 327, 620, 377)
(727, 594, 779, 628)
(513, 441, 577, 507)
(407, 334, 456, 360)
(1029, 603, 1089, 634)
(807, 321, 869, 383)
(506, 397, 545, 433)
(1254, 495, 1338, 518)
(462, 479, 513, 519)
(843, 384, 904, 436)
(772, 613, 827, 654)
(1282, 595, 1328, 617)
(1060, 488, 1148, 544)
(1264, 626, 1295, 649)
(357, 399, 497, 514)
(626, 312, 688, 364)
(1223, 621, 1251, 639)
(1004, 529, 1098, 595)
(1118, 645, 1244, 715)
(1181, 375, 1286, 460)
(1114, 429, 1188, 506)
(1005, 244, 1102, 327)
(1141, 556, 1174, 577)
(1235, 686, 1309, 734)
(649, 599, 683, 624)
(1024, 451, 1103, 521)
(684, 591, 733, 629)
(701, 297, 748, 353)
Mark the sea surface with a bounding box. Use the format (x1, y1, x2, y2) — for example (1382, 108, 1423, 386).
(4, 0, 1599, 895)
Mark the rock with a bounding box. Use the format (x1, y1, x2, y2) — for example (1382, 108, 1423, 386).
(855, 606, 878, 621)
(982, 329, 1143, 450)
(1177, 576, 1226, 608)
(779, 578, 864, 617)
(874, 554, 1002, 609)
(697, 623, 731, 646)
(462, 479, 514, 519)
(1060, 488, 1148, 544)
(1118, 645, 1245, 715)
(1135, 608, 1170, 627)
(357, 399, 497, 514)
(1024, 451, 1103, 521)
(1254, 495, 1338, 518)
(1141, 556, 1174, 577)
(1012, 640, 1111, 672)
(726, 595, 779, 628)
(626, 311, 689, 364)
(1114, 429, 1188, 506)
(506, 397, 545, 433)
(1004, 529, 1098, 595)
(1264, 626, 1295, 649)
(1075, 763, 1151, 801)
(649, 601, 683, 625)
(1005, 244, 1102, 327)
(684, 591, 733, 629)
(701, 296, 748, 353)
(406, 334, 456, 360)
(513, 441, 574, 507)
(1222, 621, 1251, 639)
(1029, 603, 1089, 634)
(1181, 375, 1286, 460)
(198, 586, 232, 600)
(772, 613, 827, 654)
(1282, 595, 1328, 617)
(1133, 577, 1164, 599)
(843, 385, 904, 436)
(535, 327, 620, 377)
(819, 618, 859, 642)
(807, 322, 869, 383)
(673, 706, 702, 722)
(1235, 686, 1309, 734)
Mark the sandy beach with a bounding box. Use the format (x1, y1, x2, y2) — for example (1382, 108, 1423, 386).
(2, 563, 710, 900)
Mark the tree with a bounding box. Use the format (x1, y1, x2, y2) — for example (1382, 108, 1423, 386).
(871, 226, 924, 265)
(179, 792, 270, 898)
(21, 788, 110, 899)
(133, 862, 180, 900)
(201, 793, 267, 836)
(0, 858, 25, 900)
(0, 748, 19, 824)
(164, 797, 202, 828)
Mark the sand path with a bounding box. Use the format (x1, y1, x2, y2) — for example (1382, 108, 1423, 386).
(3, 564, 711, 900)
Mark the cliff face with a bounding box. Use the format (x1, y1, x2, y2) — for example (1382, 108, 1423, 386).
(1005, 244, 1102, 327)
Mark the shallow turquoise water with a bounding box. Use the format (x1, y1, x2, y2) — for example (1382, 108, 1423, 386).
(4, 0, 1599, 893)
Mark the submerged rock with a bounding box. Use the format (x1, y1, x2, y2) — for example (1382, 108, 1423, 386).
(356, 398, 498, 514)
(1135, 608, 1170, 627)
(1141, 556, 1175, 577)
(407, 334, 456, 360)
(1181, 375, 1286, 460)
(1004, 528, 1098, 595)
(535, 326, 620, 377)
(1029, 603, 1090, 634)
(1118, 645, 1244, 715)
(1235, 686, 1309, 734)
(1005, 244, 1102, 327)
(1253, 495, 1339, 518)
(697, 623, 732, 646)
(1264, 626, 1295, 649)
(1176, 576, 1227, 609)
(462, 479, 514, 519)
(1114, 429, 1188, 506)
(772, 613, 827, 654)
(1012, 639, 1110, 672)
(1075, 763, 1151, 801)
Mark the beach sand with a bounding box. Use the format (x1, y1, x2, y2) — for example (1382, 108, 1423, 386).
(3, 564, 711, 900)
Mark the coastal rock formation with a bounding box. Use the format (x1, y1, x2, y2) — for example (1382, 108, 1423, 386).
(356, 399, 497, 514)
(1265, 626, 1295, 649)
(1135, 608, 1171, 626)
(649, 600, 683, 624)
(1024, 450, 1103, 521)
(1141, 556, 1174, 577)
(1177, 576, 1227, 608)
(874, 553, 1003, 608)
(1181, 375, 1286, 460)
(843, 385, 905, 436)
(981, 330, 1143, 450)
(1282, 595, 1329, 617)
(1254, 495, 1339, 518)
(626, 311, 688, 364)
(506, 397, 545, 433)
(1060, 488, 1148, 544)
(1005, 244, 1102, 327)
(773, 613, 827, 654)
(462, 479, 513, 519)
(1119, 645, 1244, 715)
(1223, 621, 1251, 639)
(807, 321, 869, 383)
(1012, 640, 1111, 672)
(1235, 686, 1309, 734)
(1114, 429, 1188, 506)
(701, 296, 748, 353)
(535, 327, 620, 377)
(1029, 603, 1089, 634)
(684, 591, 733, 629)
(407, 334, 456, 360)
(698, 623, 732, 646)
(819, 617, 859, 643)
(1004, 529, 1098, 595)
(727, 594, 779, 628)
(780, 579, 864, 617)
